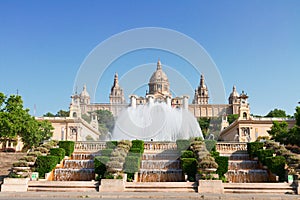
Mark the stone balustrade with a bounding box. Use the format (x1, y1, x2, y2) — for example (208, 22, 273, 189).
(144, 142, 177, 151)
(74, 141, 106, 152)
(216, 142, 247, 153)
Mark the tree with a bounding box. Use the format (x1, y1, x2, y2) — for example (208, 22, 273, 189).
(95, 110, 115, 133)
(56, 110, 69, 117)
(198, 118, 210, 138)
(43, 112, 55, 117)
(267, 121, 289, 144)
(0, 92, 53, 150)
(227, 114, 239, 124)
(265, 109, 287, 118)
(295, 106, 300, 126)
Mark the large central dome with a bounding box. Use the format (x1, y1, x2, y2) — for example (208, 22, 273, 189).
(148, 60, 171, 98)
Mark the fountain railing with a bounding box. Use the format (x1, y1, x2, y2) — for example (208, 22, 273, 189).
(144, 142, 177, 151)
(216, 142, 247, 153)
(74, 141, 106, 152)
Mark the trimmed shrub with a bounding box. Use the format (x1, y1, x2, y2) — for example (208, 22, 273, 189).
(210, 151, 220, 158)
(106, 141, 117, 149)
(205, 140, 216, 152)
(215, 156, 228, 178)
(266, 156, 286, 182)
(35, 155, 58, 178)
(181, 158, 197, 181)
(257, 149, 275, 166)
(36, 147, 49, 154)
(94, 156, 109, 178)
(123, 156, 140, 173)
(131, 140, 144, 153)
(101, 149, 113, 157)
(50, 148, 66, 163)
(181, 150, 194, 158)
(58, 141, 75, 156)
(176, 139, 190, 152)
(247, 142, 263, 158)
(27, 151, 42, 157)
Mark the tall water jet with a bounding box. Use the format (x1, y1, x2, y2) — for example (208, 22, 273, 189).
(112, 101, 203, 141)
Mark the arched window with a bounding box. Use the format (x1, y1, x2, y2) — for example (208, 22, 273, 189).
(73, 112, 77, 118)
(243, 112, 247, 119)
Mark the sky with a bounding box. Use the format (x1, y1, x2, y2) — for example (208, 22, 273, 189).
(0, 0, 299, 116)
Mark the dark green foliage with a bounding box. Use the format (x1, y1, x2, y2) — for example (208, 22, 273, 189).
(94, 156, 109, 178)
(210, 151, 220, 158)
(181, 150, 194, 158)
(176, 139, 190, 152)
(181, 158, 197, 181)
(257, 149, 275, 165)
(266, 156, 286, 181)
(198, 117, 210, 138)
(247, 142, 264, 158)
(129, 148, 142, 153)
(265, 109, 287, 118)
(35, 155, 58, 178)
(205, 140, 216, 152)
(123, 156, 140, 173)
(101, 149, 113, 157)
(131, 140, 144, 153)
(227, 114, 239, 125)
(95, 110, 115, 133)
(106, 141, 117, 149)
(58, 141, 75, 156)
(214, 156, 228, 177)
(50, 148, 65, 163)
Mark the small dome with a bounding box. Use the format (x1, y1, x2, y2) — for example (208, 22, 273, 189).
(229, 85, 239, 97)
(80, 84, 90, 97)
(149, 60, 169, 83)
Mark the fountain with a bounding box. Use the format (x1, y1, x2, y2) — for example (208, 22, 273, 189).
(112, 101, 203, 141)
(54, 152, 97, 181)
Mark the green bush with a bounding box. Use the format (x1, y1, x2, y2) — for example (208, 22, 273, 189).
(181, 158, 197, 181)
(210, 151, 220, 158)
(131, 140, 144, 153)
(266, 156, 286, 182)
(176, 139, 190, 152)
(129, 148, 142, 153)
(27, 151, 42, 157)
(101, 149, 113, 157)
(214, 156, 229, 178)
(35, 155, 58, 178)
(123, 156, 140, 173)
(106, 141, 117, 149)
(257, 149, 275, 165)
(247, 142, 264, 158)
(58, 141, 75, 156)
(50, 148, 66, 163)
(205, 140, 216, 152)
(94, 156, 109, 178)
(181, 150, 194, 158)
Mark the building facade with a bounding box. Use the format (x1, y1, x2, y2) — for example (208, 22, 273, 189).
(70, 59, 244, 119)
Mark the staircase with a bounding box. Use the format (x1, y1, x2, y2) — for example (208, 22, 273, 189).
(125, 182, 197, 192)
(28, 180, 99, 192)
(223, 182, 297, 194)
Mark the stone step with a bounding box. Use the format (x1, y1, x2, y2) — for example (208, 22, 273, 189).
(125, 182, 197, 192)
(28, 181, 98, 192)
(223, 183, 296, 194)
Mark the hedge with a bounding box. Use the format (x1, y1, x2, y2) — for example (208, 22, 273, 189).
(130, 148, 143, 153)
(214, 156, 229, 178)
(50, 148, 65, 163)
(35, 155, 58, 178)
(101, 149, 113, 157)
(266, 156, 286, 182)
(181, 150, 194, 158)
(123, 156, 140, 173)
(131, 140, 144, 153)
(247, 142, 263, 158)
(176, 139, 190, 152)
(210, 151, 220, 158)
(205, 140, 216, 152)
(94, 156, 109, 178)
(106, 141, 118, 149)
(181, 158, 197, 181)
(257, 149, 275, 166)
(58, 141, 75, 156)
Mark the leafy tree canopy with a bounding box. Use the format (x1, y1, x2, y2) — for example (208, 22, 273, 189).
(227, 114, 239, 124)
(0, 92, 53, 149)
(265, 109, 287, 118)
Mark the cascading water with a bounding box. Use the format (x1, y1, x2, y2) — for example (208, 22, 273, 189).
(112, 102, 203, 141)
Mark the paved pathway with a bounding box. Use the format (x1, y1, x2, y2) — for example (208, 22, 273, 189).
(0, 192, 299, 200)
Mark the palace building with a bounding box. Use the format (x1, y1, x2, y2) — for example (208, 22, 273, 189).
(69, 59, 244, 119)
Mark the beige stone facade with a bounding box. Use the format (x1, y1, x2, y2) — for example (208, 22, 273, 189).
(70, 59, 243, 119)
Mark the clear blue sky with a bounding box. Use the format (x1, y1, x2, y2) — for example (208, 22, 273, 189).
(0, 0, 299, 116)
